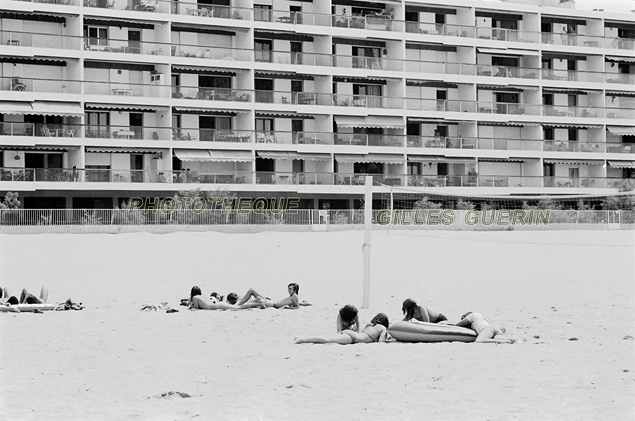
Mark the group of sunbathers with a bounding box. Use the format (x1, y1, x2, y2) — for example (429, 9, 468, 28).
(0, 286, 48, 305)
(295, 298, 520, 345)
(183, 283, 311, 310)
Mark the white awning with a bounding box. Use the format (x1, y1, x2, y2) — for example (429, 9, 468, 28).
(544, 159, 603, 165)
(407, 155, 441, 162)
(86, 147, 162, 154)
(257, 151, 292, 160)
(295, 153, 331, 161)
(174, 149, 213, 161)
(335, 154, 403, 164)
(437, 157, 476, 164)
(477, 48, 541, 56)
(367, 116, 405, 129)
(365, 153, 403, 164)
(335, 116, 404, 129)
(30, 102, 84, 117)
(608, 160, 635, 168)
(607, 126, 635, 136)
(0, 101, 33, 115)
(208, 150, 253, 162)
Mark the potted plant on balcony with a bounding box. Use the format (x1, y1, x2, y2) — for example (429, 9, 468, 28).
(467, 169, 478, 187)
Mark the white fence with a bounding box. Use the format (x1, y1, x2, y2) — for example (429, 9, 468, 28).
(0, 209, 632, 227)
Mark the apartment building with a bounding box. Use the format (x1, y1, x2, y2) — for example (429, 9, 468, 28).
(0, 0, 634, 210)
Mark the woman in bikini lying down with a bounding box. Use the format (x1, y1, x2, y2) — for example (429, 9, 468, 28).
(188, 286, 262, 310)
(295, 313, 389, 344)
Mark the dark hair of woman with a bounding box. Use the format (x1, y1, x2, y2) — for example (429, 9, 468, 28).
(402, 298, 417, 319)
(190, 286, 202, 300)
(339, 305, 358, 322)
(370, 313, 389, 329)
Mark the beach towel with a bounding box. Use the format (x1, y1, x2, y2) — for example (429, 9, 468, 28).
(140, 302, 178, 313)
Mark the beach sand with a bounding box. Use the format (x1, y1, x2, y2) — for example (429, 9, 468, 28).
(1, 230, 634, 421)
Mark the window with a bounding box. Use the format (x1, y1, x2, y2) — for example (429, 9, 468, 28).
(255, 39, 273, 62)
(407, 162, 421, 175)
(84, 26, 108, 46)
(543, 127, 554, 140)
(256, 118, 274, 140)
(254, 5, 272, 22)
(86, 112, 110, 138)
(568, 128, 578, 141)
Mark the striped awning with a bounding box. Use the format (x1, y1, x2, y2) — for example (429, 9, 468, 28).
(542, 123, 602, 129)
(335, 154, 403, 164)
(256, 151, 330, 161)
(86, 147, 162, 154)
(607, 126, 635, 135)
(173, 107, 247, 115)
(479, 121, 536, 127)
(208, 150, 253, 162)
(335, 116, 404, 129)
(607, 160, 635, 168)
(437, 157, 476, 164)
(605, 56, 635, 63)
(544, 159, 603, 165)
(255, 112, 315, 119)
(85, 103, 161, 113)
(479, 158, 525, 163)
(172, 66, 237, 76)
(0, 145, 71, 151)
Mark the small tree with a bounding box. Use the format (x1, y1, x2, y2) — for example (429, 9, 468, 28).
(0, 192, 20, 209)
(456, 199, 475, 210)
(413, 196, 442, 210)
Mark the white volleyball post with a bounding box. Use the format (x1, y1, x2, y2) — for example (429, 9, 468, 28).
(362, 175, 373, 309)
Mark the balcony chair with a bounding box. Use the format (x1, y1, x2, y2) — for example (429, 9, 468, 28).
(12, 78, 27, 91)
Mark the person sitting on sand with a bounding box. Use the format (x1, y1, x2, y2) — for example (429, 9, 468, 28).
(236, 283, 310, 309)
(188, 286, 262, 310)
(402, 298, 448, 324)
(337, 304, 360, 333)
(1, 286, 48, 305)
(455, 312, 521, 344)
(296, 313, 389, 345)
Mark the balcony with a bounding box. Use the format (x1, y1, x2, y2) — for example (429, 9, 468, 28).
(1, 29, 80, 50)
(1, 76, 81, 95)
(174, 1, 250, 19)
(1, 166, 631, 190)
(84, 37, 166, 56)
(171, 44, 250, 62)
(173, 86, 251, 102)
(84, 0, 165, 13)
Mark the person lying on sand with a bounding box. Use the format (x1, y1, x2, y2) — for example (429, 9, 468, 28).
(187, 286, 262, 310)
(1, 286, 48, 305)
(402, 298, 448, 324)
(455, 312, 523, 344)
(337, 304, 360, 333)
(236, 283, 311, 309)
(296, 313, 389, 344)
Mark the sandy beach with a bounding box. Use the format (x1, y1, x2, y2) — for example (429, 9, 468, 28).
(1, 229, 634, 421)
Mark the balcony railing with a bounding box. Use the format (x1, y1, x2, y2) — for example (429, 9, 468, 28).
(84, 0, 168, 13)
(171, 44, 251, 62)
(1, 29, 80, 49)
(2, 167, 631, 190)
(84, 37, 166, 56)
(0, 76, 81, 94)
(173, 1, 250, 19)
(172, 86, 251, 102)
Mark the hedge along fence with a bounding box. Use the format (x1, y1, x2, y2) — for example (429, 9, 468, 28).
(0, 209, 634, 227)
